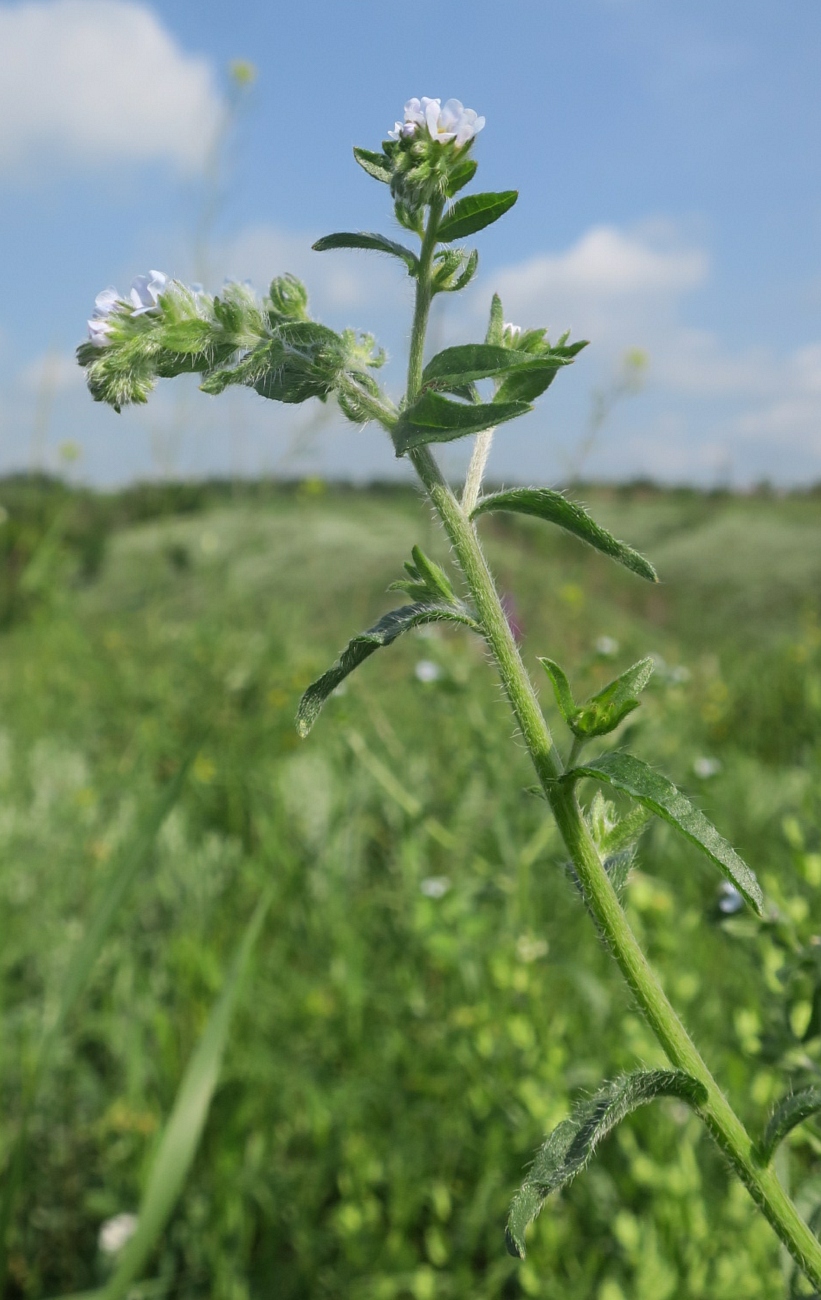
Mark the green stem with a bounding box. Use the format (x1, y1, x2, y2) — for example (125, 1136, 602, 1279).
(406, 196, 444, 403)
(402, 204, 821, 1290)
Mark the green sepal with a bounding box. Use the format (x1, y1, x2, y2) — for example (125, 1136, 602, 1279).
(445, 156, 478, 196)
(438, 191, 518, 243)
(564, 752, 764, 914)
(312, 232, 419, 276)
(431, 247, 479, 295)
(540, 656, 653, 739)
(485, 293, 504, 347)
(539, 659, 577, 728)
(296, 602, 479, 736)
(393, 392, 530, 454)
(353, 147, 392, 183)
(471, 488, 657, 583)
(757, 1090, 821, 1165)
(268, 274, 310, 322)
(506, 1070, 706, 1258)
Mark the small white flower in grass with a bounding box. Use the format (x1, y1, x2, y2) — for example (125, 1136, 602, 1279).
(98, 1212, 138, 1255)
(693, 756, 722, 779)
(717, 882, 743, 915)
(516, 933, 549, 963)
(129, 269, 168, 316)
(415, 659, 441, 683)
(595, 635, 619, 657)
(420, 875, 450, 899)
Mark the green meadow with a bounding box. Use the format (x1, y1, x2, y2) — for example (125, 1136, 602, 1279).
(2, 477, 821, 1299)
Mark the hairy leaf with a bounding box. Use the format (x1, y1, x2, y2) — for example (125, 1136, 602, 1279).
(485, 293, 504, 347)
(394, 392, 530, 453)
(565, 752, 764, 913)
(438, 191, 518, 242)
(471, 488, 657, 582)
(539, 658, 578, 728)
(445, 156, 478, 196)
(565, 656, 655, 739)
(507, 1070, 706, 1258)
(297, 603, 478, 736)
(758, 1090, 821, 1165)
(353, 146, 392, 183)
(312, 231, 419, 275)
(421, 344, 536, 389)
(494, 351, 582, 403)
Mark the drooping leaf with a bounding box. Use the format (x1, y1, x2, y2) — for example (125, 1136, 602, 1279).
(297, 602, 479, 736)
(438, 191, 518, 242)
(421, 344, 536, 390)
(394, 392, 530, 453)
(0, 758, 193, 1291)
(565, 752, 764, 914)
(506, 1070, 706, 1258)
(471, 488, 657, 582)
(353, 146, 392, 183)
(312, 232, 419, 276)
(548, 656, 655, 740)
(758, 1090, 821, 1165)
(98, 894, 271, 1300)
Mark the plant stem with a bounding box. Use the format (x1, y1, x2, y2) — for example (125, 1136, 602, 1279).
(462, 428, 495, 513)
(403, 204, 821, 1289)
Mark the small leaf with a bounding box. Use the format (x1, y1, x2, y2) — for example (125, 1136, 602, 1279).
(312, 232, 419, 276)
(409, 546, 455, 601)
(570, 657, 655, 739)
(539, 658, 578, 727)
(445, 156, 478, 196)
(494, 353, 580, 404)
(506, 1070, 706, 1258)
(421, 344, 534, 390)
(758, 1090, 821, 1165)
(485, 293, 504, 347)
(471, 488, 657, 583)
(353, 146, 392, 183)
(297, 603, 478, 736)
(565, 752, 764, 914)
(394, 392, 530, 454)
(99, 893, 271, 1300)
(438, 191, 518, 242)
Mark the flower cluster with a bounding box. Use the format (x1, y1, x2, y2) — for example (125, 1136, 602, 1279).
(389, 98, 484, 149)
(86, 270, 169, 347)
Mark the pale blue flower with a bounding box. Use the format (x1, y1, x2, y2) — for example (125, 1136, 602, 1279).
(389, 97, 485, 148)
(129, 269, 168, 316)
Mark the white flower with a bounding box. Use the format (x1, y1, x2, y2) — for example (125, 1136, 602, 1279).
(693, 756, 722, 779)
(98, 1212, 138, 1255)
(129, 269, 168, 316)
(414, 659, 441, 683)
(389, 97, 484, 148)
(717, 882, 743, 915)
(420, 875, 450, 899)
(595, 636, 619, 657)
(503, 321, 522, 338)
(87, 285, 121, 347)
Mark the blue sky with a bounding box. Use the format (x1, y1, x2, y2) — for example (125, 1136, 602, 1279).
(1, 0, 820, 486)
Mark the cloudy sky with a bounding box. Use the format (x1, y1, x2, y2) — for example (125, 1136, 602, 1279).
(1, 0, 820, 487)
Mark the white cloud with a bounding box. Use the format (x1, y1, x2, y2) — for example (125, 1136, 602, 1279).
(0, 0, 221, 174)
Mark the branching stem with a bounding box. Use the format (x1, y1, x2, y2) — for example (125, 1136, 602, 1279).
(404, 199, 821, 1289)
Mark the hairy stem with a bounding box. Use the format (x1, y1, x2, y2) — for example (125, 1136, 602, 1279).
(403, 203, 821, 1289)
(462, 427, 495, 513)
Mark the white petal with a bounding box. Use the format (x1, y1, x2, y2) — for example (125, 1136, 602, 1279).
(94, 286, 119, 316)
(424, 99, 441, 135)
(472, 115, 485, 134)
(129, 275, 152, 309)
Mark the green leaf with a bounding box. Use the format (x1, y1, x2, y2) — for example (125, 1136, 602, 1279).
(553, 656, 655, 739)
(438, 191, 518, 242)
(758, 1090, 821, 1165)
(506, 1070, 706, 1258)
(565, 752, 764, 914)
(445, 156, 478, 196)
(394, 392, 530, 454)
(99, 894, 271, 1300)
(539, 658, 578, 728)
(312, 232, 419, 276)
(471, 488, 657, 583)
(485, 293, 504, 347)
(353, 146, 392, 183)
(494, 354, 579, 404)
(421, 344, 536, 390)
(0, 758, 193, 1292)
(297, 602, 479, 736)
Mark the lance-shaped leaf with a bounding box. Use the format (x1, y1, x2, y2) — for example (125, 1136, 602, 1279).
(494, 344, 587, 404)
(564, 751, 764, 913)
(438, 191, 518, 242)
(388, 545, 457, 603)
(353, 146, 392, 183)
(312, 232, 419, 276)
(445, 156, 477, 196)
(757, 1090, 821, 1165)
(394, 392, 530, 454)
(421, 344, 539, 390)
(507, 1070, 706, 1258)
(471, 488, 657, 583)
(540, 655, 655, 740)
(297, 602, 479, 736)
(485, 292, 504, 347)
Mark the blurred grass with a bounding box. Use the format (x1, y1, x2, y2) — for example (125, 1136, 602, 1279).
(1, 476, 820, 1299)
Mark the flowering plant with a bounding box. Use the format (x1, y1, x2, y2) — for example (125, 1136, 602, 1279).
(77, 96, 821, 1289)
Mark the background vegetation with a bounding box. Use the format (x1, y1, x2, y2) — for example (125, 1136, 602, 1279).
(2, 476, 821, 1299)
